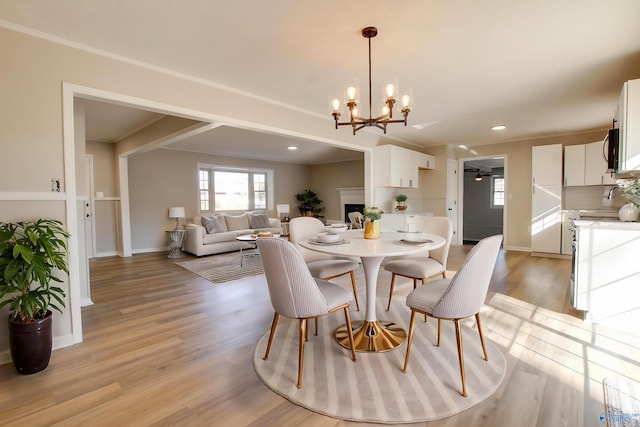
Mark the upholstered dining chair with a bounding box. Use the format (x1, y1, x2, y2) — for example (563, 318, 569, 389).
(402, 234, 503, 397)
(384, 216, 453, 311)
(289, 216, 360, 311)
(256, 237, 357, 388)
(348, 211, 364, 229)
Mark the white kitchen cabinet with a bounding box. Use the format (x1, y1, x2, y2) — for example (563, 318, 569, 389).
(563, 144, 585, 186)
(375, 145, 419, 188)
(573, 220, 640, 335)
(531, 144, 562, 254)
(532, 144, 563, 186)
(584, 140, 616, 185)
(531, 184, 562, 253)
(616, 78, 640, 173)
(416, 152, 435, 169)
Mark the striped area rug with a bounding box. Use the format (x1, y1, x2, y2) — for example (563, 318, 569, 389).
(175, 252, 263, 283)
(253, 297, 506, 424)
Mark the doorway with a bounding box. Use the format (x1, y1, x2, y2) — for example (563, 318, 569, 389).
(460, 157, 506, 244)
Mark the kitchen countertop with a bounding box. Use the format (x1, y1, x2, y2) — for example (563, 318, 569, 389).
(564, 209, 620, 218)
(573, 218, 640, 229)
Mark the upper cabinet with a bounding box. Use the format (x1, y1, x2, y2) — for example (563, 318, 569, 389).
(533, 144, 563, 186)
(416, 152, 436, 170)
(564, 144, 585, 186)
(375, 145, 434, 188)
(616, 78, 640, 173)
(584, 141, 616, 185)
(564, 141, 616, 186)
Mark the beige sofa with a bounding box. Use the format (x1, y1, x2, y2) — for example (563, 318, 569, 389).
(183, 212, 281, 256)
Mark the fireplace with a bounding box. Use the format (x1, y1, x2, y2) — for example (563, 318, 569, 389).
(337, 187, 365, 223)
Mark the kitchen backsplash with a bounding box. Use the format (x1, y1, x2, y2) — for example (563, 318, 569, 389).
(563, 185, 626, 211)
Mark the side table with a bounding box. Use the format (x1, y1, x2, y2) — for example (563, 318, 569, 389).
(280, 220, 290, 240)
(166, 229, 187, 258)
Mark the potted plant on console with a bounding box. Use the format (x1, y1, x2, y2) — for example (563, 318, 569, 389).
(295, 189, 324, 217)
(0, 219, 70, 374)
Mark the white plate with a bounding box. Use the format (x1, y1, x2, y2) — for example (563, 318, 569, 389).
(398, 238, 433, 245)
(308, 238, 349, 246)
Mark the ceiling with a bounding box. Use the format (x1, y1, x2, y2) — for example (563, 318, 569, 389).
(3, 1, 640, 164)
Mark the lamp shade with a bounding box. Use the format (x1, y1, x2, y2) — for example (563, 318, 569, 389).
(168, 207, 185, 219)
(276, 204, 290, 216)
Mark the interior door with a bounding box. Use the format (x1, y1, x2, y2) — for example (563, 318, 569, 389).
(446, 159, 459, 243)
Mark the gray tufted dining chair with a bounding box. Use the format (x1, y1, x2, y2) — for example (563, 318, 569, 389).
(402, 234, 503, 397)
(289, 216, 360, 311)
(384, 216, 453, 311)
(256, 237, 357, 389)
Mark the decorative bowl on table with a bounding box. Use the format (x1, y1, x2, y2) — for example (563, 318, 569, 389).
(317, 232, 341, 242)
(326, 224, 348, 234)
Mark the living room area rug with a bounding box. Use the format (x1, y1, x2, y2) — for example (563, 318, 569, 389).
(175, 252, 263, 283)
(253, 296, 506, 424)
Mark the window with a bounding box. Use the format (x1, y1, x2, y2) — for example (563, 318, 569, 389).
(199, 169, 210, 211)
(491, 175, 505, 207)
(198, 165, 271, 213)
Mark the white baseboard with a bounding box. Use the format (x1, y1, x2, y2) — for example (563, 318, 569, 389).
(81, 298, 94, 307)
(94, 251, 119, 258)
(132, 247, 167, 254)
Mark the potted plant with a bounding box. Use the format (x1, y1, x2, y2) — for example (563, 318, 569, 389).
(362, 207, 384, 239)
(0, 219, 70, 374)
(295, 189, 324, 217)
(395, 194, 408, 211)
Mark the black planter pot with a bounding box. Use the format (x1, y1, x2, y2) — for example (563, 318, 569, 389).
(8, 311, 53, 375)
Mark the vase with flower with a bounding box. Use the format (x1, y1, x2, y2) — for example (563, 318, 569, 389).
(363, 206, 383, 239)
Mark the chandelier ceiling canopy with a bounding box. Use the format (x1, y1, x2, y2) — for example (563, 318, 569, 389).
(331, 27, 412, 135)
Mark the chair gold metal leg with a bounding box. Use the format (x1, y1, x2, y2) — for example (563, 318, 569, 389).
(343, 307, 357, 362)
(386, 274, 397, 311)
(402, 310, 418, 372)
(412, 278, 418, 289)
(349, 270, 360, 311)
(263, 312, 279, 360)
(454, 319, 467, 397)
(437, 318, 441, 346)
(475, 312, 488, 361)
(297, 318, 307, 388)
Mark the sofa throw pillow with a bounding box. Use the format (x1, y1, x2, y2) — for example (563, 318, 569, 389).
(201, 216, 223, 234)
(250, 212, 271, 229)
(225, 214, 250, 231)
(214, 214, 228, 232)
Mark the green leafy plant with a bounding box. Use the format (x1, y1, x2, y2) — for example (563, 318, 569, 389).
(363, 206, 384, 222)
(0, 219, 70, 322)
(295, 189, 324, 215)
(618, 177, 640, 206)
(395, 194, 408, 202)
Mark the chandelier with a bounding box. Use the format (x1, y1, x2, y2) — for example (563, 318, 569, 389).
(331, 27, 412, 135)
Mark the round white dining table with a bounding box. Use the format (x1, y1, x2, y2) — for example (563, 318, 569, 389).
(299, 229, 445, 352)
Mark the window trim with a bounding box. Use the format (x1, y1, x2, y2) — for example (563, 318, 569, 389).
(490, 175, 505, 208)
(197, 163, 274, 214)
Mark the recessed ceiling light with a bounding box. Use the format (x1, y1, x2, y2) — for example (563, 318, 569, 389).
(491, 125, 506, 131)
(287, 146, 298, 150)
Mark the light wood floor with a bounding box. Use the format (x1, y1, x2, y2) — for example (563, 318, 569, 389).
(1, 245, 638, 426)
